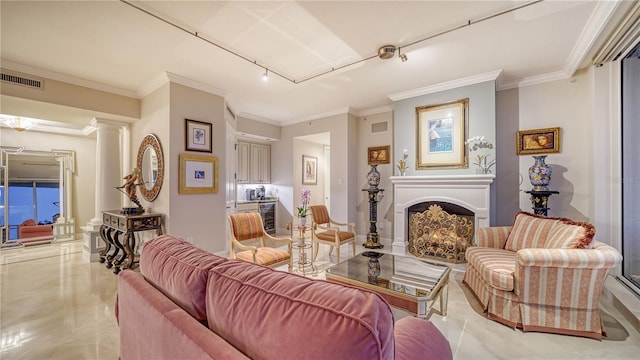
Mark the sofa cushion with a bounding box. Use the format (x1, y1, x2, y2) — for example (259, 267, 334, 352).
(465, 247, 516, 291)
(504, 212, 557, 251)
(546, 220, 595, 249)
(206, 260, 395, 360)
(140, 235, 227, 321)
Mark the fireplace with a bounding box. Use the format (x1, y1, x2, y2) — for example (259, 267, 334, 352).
(391, 175, 494, 256)
(407, 202, 474, 263)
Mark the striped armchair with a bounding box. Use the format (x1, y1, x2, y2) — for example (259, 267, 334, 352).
(228, 213, 292, 272)
(463, 212, 622, 340)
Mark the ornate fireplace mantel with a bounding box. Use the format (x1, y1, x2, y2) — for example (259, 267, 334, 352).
(391, 175, 495, 255)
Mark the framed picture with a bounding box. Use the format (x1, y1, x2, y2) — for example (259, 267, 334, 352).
(179, 154, 218, 194)
(516, 127, 560, 155)
(368, 145, 390, 165)
(416, 98, 469, 169)
(302, 155, 317, 185)
(185, 119, 212, 152)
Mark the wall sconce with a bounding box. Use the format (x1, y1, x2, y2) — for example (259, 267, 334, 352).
(1, 116, 37, 132)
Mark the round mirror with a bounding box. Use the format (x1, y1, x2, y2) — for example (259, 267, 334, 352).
(136, 134, 164, 202)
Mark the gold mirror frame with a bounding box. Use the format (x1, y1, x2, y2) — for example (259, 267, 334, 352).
(136, 134, 164, 202)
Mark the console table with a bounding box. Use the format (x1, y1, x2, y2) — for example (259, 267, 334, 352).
(99, 210, 163, 274)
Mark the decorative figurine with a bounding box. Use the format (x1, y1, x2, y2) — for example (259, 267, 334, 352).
(116, 167, 145, 214)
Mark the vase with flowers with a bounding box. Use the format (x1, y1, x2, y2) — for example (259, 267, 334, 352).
(466, 136, 495, 174)
(397, 148, 409, 176)
(296, 188, 311, 226)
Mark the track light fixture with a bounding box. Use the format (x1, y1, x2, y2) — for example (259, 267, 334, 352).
(398, 47, 408, 62)
(121, 0, 541, 84)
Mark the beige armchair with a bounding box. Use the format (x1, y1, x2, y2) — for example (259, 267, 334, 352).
(228, 213, 292, 272)
(309, 205, 356, 263)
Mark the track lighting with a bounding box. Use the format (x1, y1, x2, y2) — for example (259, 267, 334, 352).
(398, 47, 408, 62)
(262, 69, 269, 82)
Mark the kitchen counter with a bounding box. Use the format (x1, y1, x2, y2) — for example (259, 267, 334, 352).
(237, 198, 278, 204)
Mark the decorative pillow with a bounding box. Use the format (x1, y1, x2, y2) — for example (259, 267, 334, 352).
(504, 212, 558, 251)
(546, 219, 595, 249)
(139, 235, 227, 321)
(206, 260, 395, 360)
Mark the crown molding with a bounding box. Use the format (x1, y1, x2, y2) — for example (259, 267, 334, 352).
(355, 105, 394, 118)
(236, 112, 280, 126)
(280, 106, 353, 127)
(564, 0, 622, 77)
(0, 60, 137, 98)
(138, 71, 229, 99)
(388, 70, 502, 101)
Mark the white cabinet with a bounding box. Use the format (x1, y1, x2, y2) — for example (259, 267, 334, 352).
(237, 141, 250, 183)
(250, 143, 270, 184)
(237, 141, 270, 184)
(237, 202, 259, 213)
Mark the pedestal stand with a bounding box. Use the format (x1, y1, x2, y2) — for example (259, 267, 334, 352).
(362, 188, 384, 249)
(287, 222, 317, 276)
(525, 190, 559, 216)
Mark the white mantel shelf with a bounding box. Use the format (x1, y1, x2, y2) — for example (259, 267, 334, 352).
(391, 174, 495, 255)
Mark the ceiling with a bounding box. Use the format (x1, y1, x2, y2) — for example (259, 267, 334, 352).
(0, 1, 635, 129)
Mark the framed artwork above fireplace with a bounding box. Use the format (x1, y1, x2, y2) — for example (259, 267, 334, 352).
(415, 98, 469, 169)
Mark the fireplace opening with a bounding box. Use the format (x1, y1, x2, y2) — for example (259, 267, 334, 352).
(407, 202, 474, 263)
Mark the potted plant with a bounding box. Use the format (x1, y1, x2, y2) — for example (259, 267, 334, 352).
(296, 188, 311, 225)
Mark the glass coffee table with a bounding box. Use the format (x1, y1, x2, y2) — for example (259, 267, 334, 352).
(325, 251, 450, 318)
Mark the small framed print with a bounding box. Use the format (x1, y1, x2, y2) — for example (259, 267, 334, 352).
(302, 155, 317, 185)
(516, 127, 560, 155)
(368, 145, 390, 165)
(179, 154, 218, 194)
(185, 119, 212, 152)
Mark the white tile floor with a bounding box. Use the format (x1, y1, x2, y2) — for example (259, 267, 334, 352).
(1, 240, 639, 360)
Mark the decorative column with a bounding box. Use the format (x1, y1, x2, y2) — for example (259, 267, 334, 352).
(82, 118, 128, 262)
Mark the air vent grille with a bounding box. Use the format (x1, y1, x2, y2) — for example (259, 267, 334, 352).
(371, 121, 388, 133)
(1, 72, 43, 89)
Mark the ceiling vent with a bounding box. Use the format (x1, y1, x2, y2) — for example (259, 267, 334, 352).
(1, 72, 44, 89)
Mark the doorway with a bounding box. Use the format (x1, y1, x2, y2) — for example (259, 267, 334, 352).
(293, 133, 330, 211)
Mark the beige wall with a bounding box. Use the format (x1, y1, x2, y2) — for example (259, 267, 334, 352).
(516, 70, 592, 221)
(167, 83, 228, 254)
(356, 112, 394, 242)
(0, 129, 96, 236)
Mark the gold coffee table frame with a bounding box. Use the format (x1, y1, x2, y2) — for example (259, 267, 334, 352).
(326, 252, 450, 318)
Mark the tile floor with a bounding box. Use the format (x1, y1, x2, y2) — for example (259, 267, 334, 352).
(1, 240, 639, 360)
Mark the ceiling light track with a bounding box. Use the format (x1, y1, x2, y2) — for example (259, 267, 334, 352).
(120, 0, 542, 85)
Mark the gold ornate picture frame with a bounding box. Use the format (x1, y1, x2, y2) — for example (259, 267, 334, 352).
(416, 98, 469, 169)
(368, 145, 390, 165)
(516, 127, 560, 155)
(179, 154, 218, 194)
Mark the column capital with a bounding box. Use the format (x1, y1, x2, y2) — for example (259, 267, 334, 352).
(90, 118, 129, 130)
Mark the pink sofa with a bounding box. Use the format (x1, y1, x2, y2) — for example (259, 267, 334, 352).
(117, 235, 453, 360)
(463, 212, 622, 339)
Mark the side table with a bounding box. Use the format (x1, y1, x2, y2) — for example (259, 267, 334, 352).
(287, 222, 317, 276)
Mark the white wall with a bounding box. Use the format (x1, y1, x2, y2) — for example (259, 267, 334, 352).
(0, 129, 96, 236)
(517, 70, 592, 221)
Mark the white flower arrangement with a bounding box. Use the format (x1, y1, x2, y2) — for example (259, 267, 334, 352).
(466, 136, 495, 174)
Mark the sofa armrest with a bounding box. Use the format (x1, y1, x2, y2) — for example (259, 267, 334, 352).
(476, 226, 511, 248)
(394, 317, 452, 360)
(516, 241, 622, 269)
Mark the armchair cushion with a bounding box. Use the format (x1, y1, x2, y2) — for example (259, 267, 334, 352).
(466, 247, 516, 292)
(228, 213, 263, 241)
(140, 235, 227, 321)
(234, 247, 290, 267)
(504, 212, 595, 251)
(314, 230, 354, 242)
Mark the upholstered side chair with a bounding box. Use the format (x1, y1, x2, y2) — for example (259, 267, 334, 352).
(309, 205, 356, 264)
(228, 213, 292, 272)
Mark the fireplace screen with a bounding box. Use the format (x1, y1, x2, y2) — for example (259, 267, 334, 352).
(408, 204, 474, 263)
